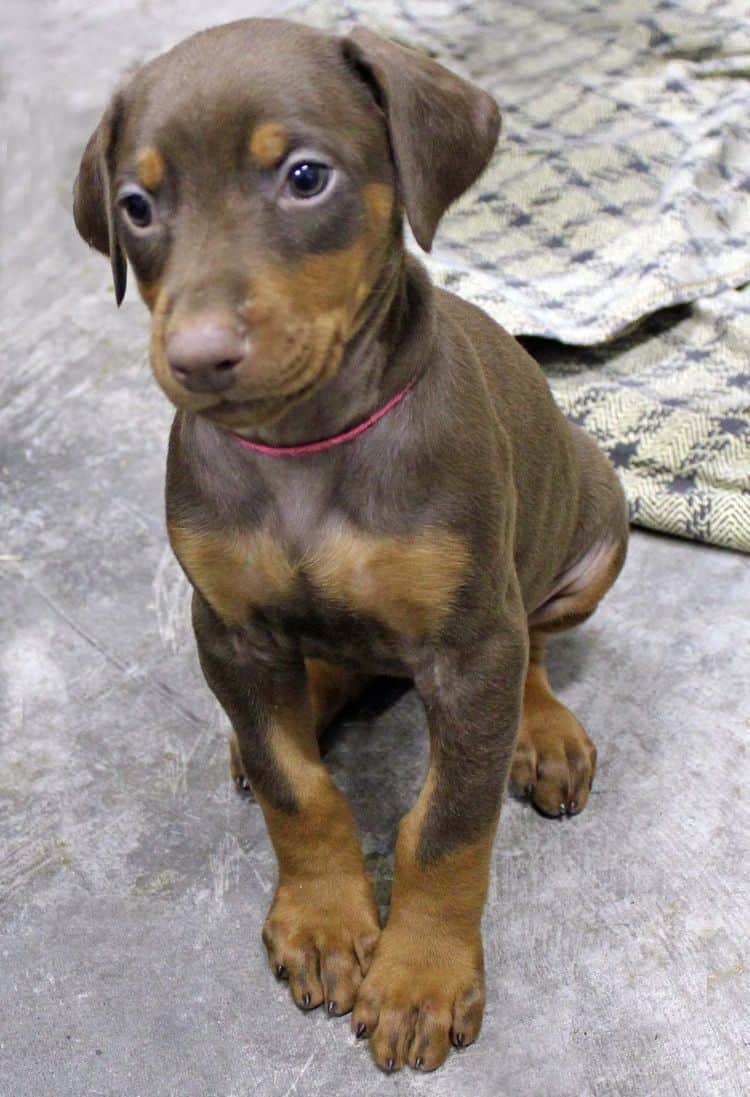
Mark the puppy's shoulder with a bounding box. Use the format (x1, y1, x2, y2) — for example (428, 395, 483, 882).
(433, 287, 543, 384)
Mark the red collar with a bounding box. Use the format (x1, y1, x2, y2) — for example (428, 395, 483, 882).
(231, 377, 416, 457)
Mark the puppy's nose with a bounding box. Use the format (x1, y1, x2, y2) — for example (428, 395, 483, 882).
(166, 314, 246, 393)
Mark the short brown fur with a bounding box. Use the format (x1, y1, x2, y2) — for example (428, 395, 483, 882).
(73, 17, 629, 1077)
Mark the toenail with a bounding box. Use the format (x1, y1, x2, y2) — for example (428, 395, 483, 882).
(386, 1058, 395, 1072)
(559, 802, 566, 815)
(525, 782, 534, 798)
(327, 1000, 337, 1015)
(302, 992, 311, 1007)
(356, 1022, 367, 1038)
(415, 1056, 424, 1069)
(569, 800, 577, 812)
(275, 964, 286, 979)
(455, 1032, 465, 1048)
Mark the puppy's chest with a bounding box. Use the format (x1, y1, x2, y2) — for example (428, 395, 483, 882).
(169, 517, 469, 649)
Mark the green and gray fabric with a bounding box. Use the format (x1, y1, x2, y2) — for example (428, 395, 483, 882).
(296, 0, 750, 552)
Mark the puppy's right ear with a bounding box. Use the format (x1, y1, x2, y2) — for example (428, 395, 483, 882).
(341, 28, 500, 253)
(73, 92, 128, 306)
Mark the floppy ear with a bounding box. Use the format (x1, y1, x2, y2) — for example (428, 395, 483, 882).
(341, 27, 501, 251)
(73, 92, 128, 305)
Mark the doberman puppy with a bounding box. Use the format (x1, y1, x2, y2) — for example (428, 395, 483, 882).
(73, 19, 628, 1073)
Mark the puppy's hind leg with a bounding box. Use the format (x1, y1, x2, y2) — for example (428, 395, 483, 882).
(514, 518, 627, 817)
(305, 658, 372, 736)
(510, 634, 597, 817)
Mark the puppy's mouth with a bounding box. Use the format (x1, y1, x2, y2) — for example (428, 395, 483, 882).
(198, 353, 336, 431)
(202, 387, 312, 429)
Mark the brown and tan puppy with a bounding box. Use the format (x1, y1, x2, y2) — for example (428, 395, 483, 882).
(73, 19, 628, 1073)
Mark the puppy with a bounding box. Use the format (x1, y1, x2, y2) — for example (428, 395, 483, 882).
(73, 19, 628, 1073)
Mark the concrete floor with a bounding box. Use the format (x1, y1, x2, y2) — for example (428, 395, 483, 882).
(2, 3, 749, 1096)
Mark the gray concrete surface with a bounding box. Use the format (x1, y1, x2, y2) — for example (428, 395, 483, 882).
(1, 4, 749, 1096)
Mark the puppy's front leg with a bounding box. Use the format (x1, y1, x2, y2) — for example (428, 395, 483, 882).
(353, 622, 528, 1072)
(192, 592, 380, 1016)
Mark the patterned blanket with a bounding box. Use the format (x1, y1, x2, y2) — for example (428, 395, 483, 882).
(525, 287, 750, 551)
(296, 0, 750, 552)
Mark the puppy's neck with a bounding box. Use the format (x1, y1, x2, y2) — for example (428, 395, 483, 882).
(238, 249, 432, 450)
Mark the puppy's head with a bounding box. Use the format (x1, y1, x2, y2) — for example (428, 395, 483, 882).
(74, 20, 499, 432)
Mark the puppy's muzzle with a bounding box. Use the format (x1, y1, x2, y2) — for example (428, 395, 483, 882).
(166, 311, 248, 394)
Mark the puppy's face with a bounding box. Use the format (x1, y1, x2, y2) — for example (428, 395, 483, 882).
(74, 20, 501, 432)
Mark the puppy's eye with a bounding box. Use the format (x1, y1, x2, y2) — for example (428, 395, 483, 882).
(119, 189, 155, 229)
(286, 161, 331, 199)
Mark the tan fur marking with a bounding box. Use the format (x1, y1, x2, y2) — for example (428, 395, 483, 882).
(261, 782, 380, 1013)
(394, 810, 494, 928)
(352, 771, 491, 1068)
(363, 182, 394, 229)
(510, 640, 597, 816)
(249, 122, 288, 167)
(138, 280, 161, 310)
(244, 693, 380, 1014)
(226, 182, 396, 424)
(136, 146, 165, 190)
(308, 527, 470, 638)
(170, 521, 466, 637)
(168, 524, 296, 625)
(304, 658, 371, 734)
(257, 241, 366, 330)
(247, 183, 394, 335)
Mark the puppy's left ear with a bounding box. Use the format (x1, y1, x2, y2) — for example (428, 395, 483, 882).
(341, 27, 500, 251)
(73, 91, 128, 305)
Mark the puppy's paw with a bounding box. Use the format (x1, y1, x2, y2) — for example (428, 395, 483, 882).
(352, 924, 485, 1072)
(511, 697, 596, 817)
(263, 872, 380, 1016)
(229, 730, 252, 795)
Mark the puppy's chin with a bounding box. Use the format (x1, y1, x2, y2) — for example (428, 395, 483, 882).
(194, 363, 339, 435)
(199, 394, 304, 432)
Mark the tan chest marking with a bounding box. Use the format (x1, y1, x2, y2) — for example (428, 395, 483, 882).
(306, 526, 470, 638)
(169, 523, 469, 638)
(168, 524, 296, 626)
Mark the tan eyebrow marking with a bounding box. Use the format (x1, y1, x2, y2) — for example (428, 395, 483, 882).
(135, 146, 165, 190)
(249, 122, 288, 168)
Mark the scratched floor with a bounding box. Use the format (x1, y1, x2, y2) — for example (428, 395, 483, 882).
(1, 4, 749, 1097)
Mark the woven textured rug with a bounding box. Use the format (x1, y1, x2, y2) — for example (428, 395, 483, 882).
(295, 0, 750, 552)
(524, 287, 750, 552)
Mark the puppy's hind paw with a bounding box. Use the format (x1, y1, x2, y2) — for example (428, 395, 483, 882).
(229, 729, 253, 796)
